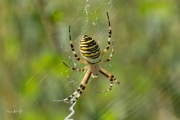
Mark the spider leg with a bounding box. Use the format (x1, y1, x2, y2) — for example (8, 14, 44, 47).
(63, 62, 88, 72)
(69, 26, 87, 64)
(98, 67, 120, 92)
(53, 70, 92, 104)
(101, 12, 112, 56)
(100, 40, 114, 63)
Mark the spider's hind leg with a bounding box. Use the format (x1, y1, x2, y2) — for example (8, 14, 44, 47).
(63, 62, 88, 72)
(101, 41, 114, 63)
(101, 12, 112, 56)
(68, 26, 87, 64)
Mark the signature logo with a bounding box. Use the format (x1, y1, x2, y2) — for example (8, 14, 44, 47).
(6, 105, 23, 114)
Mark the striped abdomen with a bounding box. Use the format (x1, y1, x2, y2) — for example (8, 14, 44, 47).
(79, 35, 101, 64)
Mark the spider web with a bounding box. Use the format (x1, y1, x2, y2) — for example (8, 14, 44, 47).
(1, 0, 180, 120)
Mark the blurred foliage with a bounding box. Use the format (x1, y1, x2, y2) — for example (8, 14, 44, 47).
(1, 0, 180, 120)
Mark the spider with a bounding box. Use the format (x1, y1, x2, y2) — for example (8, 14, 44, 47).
(54, 12, 120, 104)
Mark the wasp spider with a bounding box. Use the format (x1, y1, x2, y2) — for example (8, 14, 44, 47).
(54, 12, 120, 104)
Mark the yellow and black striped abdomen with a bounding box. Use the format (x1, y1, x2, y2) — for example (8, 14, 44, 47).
(79, 35, 101, 64)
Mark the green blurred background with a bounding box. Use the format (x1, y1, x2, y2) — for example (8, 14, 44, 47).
(1, 0, 180, 120)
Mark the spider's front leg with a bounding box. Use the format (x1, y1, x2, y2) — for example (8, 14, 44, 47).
(53, 70, 92, 104)
(98, 67, 120, 92)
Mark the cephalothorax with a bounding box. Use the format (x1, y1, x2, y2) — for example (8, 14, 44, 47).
(54, 12, 120, 104)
